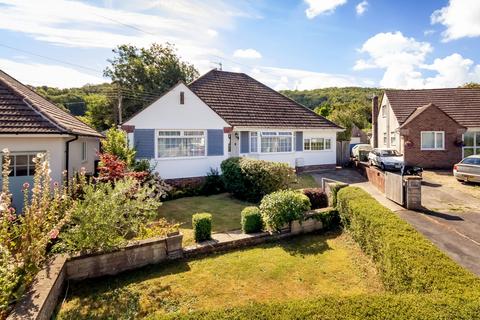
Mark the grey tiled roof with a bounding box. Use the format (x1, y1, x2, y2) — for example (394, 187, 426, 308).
(0, 69, 102, 137)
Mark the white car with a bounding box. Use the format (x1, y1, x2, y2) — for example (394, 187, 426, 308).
(453, 155, 480, 183)
(368, 148, 404, 171)
(351, 144, 373, 162)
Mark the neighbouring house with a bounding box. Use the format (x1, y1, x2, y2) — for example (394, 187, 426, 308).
(372, 88, 480, 169)
(123, 69, 343, 183)
(0, 69, 102, 210)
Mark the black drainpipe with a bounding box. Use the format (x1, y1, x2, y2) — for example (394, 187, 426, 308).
(65, 135, 79, 180)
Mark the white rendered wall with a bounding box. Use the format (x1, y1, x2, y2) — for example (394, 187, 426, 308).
(68, 136, 100, 175)
(377, 95, 400, 151)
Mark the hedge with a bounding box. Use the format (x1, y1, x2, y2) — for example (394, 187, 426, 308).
(159, 186, 480, 319)
(302, 188, 328, 209)
(192, 213, 212, 242)
(221, 157, 296, 202)
(241, 207, 263, 233)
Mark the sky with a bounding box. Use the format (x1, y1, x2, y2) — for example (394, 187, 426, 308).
(0, 0, 480, 90)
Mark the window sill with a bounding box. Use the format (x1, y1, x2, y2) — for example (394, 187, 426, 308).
(420, 148, 445, 151)
(155, 156, 208, 160)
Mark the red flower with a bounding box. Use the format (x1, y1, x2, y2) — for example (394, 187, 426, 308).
(49, 229, 59, 240)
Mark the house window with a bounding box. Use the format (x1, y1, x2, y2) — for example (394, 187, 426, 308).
(304, 138, 332, 151)
(81, 141, 87, 162)
(157, 130, 205, 158)
(250, 132, 258, 153)
(383, 132, 387, 145)
(1, 153, 37, 177)
(381, 105, 386, 118)
(421, 131, 444, 150)
(463, 131, 480, 157)
(260, 132, 292, 153)
(390, 132, 396, 146)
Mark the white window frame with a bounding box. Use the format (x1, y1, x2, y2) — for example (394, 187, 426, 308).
(303, 137, 332, 151)
(390, 132, 396, 146)
(259, 131, 293, 153)
(250, 132, 258, 153)
(383, 132, 387, 145)
(421, 131, 445, 150)
(1, 152, 39, 177)
(81, 141, 87, 162)
(381, 105, 386, 118)
(156, 129, 207, 159)
(462, 131, 480, 157)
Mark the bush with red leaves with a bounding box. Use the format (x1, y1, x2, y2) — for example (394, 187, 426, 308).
(302, 188, 329, 209)
(97, 153, 147, 183)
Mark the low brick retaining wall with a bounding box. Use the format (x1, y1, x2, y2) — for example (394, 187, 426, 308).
(355, 162, 385, 193)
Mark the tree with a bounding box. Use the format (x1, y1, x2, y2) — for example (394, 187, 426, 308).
(104, 43, 199, 121)
(79, 94, 115, 131)
(462, 82, 480, 89)
(101, 128, 136, 167)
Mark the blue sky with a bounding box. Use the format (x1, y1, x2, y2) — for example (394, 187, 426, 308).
(0, 0, 479, 89)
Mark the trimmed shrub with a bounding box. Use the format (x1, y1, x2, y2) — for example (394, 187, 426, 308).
(201, 168, 224, 195)
(221, 157, 296, 202)
(336, 186, 480, 294)
(241, 207, 263, 233)
(302, 188, 328, 209)
(192, 213, 212, 242)
(311, 208, 339, 230)
(329, 182, 347, 207)
(259, 190, 311, 231)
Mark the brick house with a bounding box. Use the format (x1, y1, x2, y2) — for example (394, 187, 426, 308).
(372, 88, 480, 169)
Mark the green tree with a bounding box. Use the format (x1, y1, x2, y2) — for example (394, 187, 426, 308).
(104, 43, 199, 120)
(82, 94, 115, 131)
(101, 128, 136, 167)
(462, 82, 480, 88)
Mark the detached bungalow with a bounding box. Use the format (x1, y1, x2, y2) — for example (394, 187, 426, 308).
(123, 69, 342, 182)
(0, 70, 102, 209)
(373, 88, 480, 169)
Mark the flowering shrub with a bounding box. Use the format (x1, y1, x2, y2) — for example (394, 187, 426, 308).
(98, 153, 147, 183)
(55, 177, 161, 254)
(101, 127, 136, 167)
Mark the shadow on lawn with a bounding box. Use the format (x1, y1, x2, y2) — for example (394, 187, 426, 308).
(277, 230, 340, 257)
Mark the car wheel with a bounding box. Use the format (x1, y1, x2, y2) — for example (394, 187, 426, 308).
(380, 163, 386, 171)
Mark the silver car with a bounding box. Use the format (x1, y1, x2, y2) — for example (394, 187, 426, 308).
(368, 148, 404, 171)
(453, 155, 480, 183)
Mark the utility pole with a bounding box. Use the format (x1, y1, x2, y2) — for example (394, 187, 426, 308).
(117, 92, 123, 125)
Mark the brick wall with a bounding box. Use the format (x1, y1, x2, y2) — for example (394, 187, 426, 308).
(355, 162, 385, 193)
(400, 106, 465, 169)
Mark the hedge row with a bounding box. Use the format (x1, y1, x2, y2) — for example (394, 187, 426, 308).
(336, 186, 480, 294)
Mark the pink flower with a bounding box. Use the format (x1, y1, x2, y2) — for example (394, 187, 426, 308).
(53, 181, 59, 188)
(7, 213, 15, 222)
(49, 229, 59, 240)
(22, 182, 30, 189)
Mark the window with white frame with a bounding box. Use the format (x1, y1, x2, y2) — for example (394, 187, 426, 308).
(304, 137, 332, 151)
(390, 132, 396, 146)
(463, 131, 480, 157)
(383, 132, 387, 145)
(421, 131, 444, 150)
(81, 141, 87, 162)
(260, 132, 292, 153)
(157, 130, 205, 158)
(250, 132, 258, 153)
(1, 153, 37, 177)
(381, 105, 386, 117)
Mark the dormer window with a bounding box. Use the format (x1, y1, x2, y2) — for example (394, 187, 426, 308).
(180, 91, 185, 104)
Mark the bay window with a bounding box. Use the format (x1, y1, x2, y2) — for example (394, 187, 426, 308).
(157, 130, 205, 158)
(421, 131, 444, 150)
(304, 137, 332, 151)
(260, 131, 292, 153)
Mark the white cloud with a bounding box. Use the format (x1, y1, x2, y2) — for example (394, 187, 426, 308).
(431, 0, 480, 42)
(0, 0, 257, 75)
(304, 0, 347, 18)
(245, 66, 369, 90)
(0, 58, 105, 88)
(233, 49, 262, 59)
(356, 1, 368, 16)
(423, 29, 435, 36)
(354, 31, 480, 88)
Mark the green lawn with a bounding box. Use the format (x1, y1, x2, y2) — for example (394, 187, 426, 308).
(290, 173, 319, 189)
(157, 193, 252, 246)
(56, 232, 384, 319)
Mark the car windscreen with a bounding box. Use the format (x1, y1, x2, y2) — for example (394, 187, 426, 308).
(380, 150, 401, 157)
(462, 158, 480, 165)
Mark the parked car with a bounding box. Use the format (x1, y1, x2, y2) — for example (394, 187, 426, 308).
(453, 155, 480, 183)
(368, 148, 404, 171)
(351, 144, 372, 162)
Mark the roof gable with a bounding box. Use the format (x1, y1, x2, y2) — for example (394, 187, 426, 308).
(188, 70, 342, 130)
(385, 88, 480, 128)
(400, 103, 465, 129)
(0, 70, 102, 137)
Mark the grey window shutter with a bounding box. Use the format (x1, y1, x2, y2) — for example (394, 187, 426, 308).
(134, 129, 155, 158)
(296, 131, 303, 151)
(207, 129, 224, 156)
(240, 131, 249, 154)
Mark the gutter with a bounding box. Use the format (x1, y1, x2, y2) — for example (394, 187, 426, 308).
(65, 135, 79, 179)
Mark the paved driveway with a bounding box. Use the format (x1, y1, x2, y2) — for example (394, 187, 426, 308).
(312, 168, 480, 276)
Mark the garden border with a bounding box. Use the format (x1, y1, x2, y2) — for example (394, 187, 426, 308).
(7, 209, 330, 320)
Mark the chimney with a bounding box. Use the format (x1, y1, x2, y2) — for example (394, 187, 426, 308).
(371, 95, 379, 148)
